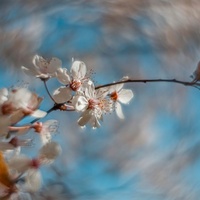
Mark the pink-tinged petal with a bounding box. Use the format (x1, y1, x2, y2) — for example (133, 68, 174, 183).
(56, 68, 71, 85)
(118, 89, 134, 104)
(8, 155, 31, 173)
(115, 102, 124, 119)
(21, 66, 39, 77)
(25, 169, 42, 192)
(72, 95, 88, 111)
(39, 142, 61, 164)
(78, 110, 92, 127)
(31, 109, 47, 118)
(53, 86, 72, 103)
(71, 61, 86, 80)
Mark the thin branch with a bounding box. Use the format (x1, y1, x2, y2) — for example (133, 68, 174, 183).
(43, 80, 56, 103)
(29, 106, 55, 124)
(95, 78, 197, 90)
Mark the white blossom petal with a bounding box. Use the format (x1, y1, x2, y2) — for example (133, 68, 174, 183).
(56, 68, 71, 85)
(96, 87, 109, 99)
(43, 120, 59, 134)
(48, 57, 62, 75)
(109, 83, 124, 93)
(89, 115, 101, 128)
(32, 55, 43, 68)
(25, 169, 42, 192)
(21, 66, 39, 77)
(53, 87, 72, 103)
(72, 95, 88, 111)
(31, 109, 47, 118)
(0, 88, 8, 104)
(40, 131, 51, 145)
(115, 102, 125, 119)
(3, 147, 21, 160)
(78, 110, 92, 127)
(71, 61, 86, 80)
(118, 89, 134, 104)
(39, 142, 61, 164)
(8, 155, 31, 173)
(85, 84, 95, 99)
(32, 55, 62, 78)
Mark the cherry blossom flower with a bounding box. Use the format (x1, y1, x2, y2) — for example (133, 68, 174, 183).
(8, 142, 61, 192)
(53, 60, 90, 103)
(21, 55, 62, 80)
(109, 84, 134, 119)
(39, 141, 62, 164)
(72, 84, 112, 128)
(32, 120, 59, 145)
(1, 87, 46, 124)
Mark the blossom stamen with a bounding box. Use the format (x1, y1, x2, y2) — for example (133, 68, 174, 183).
(110, 91, 118, 101)
(70, 80, 82, 91)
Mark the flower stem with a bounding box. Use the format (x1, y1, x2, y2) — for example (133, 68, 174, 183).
(43, 80, 56, 103)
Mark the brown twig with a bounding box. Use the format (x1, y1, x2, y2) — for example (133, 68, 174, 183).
(95, 78, 197, 90)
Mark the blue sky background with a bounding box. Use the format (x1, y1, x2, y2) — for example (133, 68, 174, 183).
(1, 1, 200, 199)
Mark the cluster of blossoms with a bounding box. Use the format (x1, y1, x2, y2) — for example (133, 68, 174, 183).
(0, 55, 133, 199)
(22, 55, 134, 128)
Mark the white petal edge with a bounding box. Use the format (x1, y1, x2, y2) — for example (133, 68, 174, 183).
(56, 68, 71, 85)
(31, 109, 47, 118)
(71, 61, 86, 80)
(115, 102, 125, 119)
(118, 89, 134, 104)
(53, 87, 72, 103)
(21, 66, 39, 77)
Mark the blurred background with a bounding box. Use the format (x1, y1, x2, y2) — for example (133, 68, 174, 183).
(1, 0, 200, 199)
